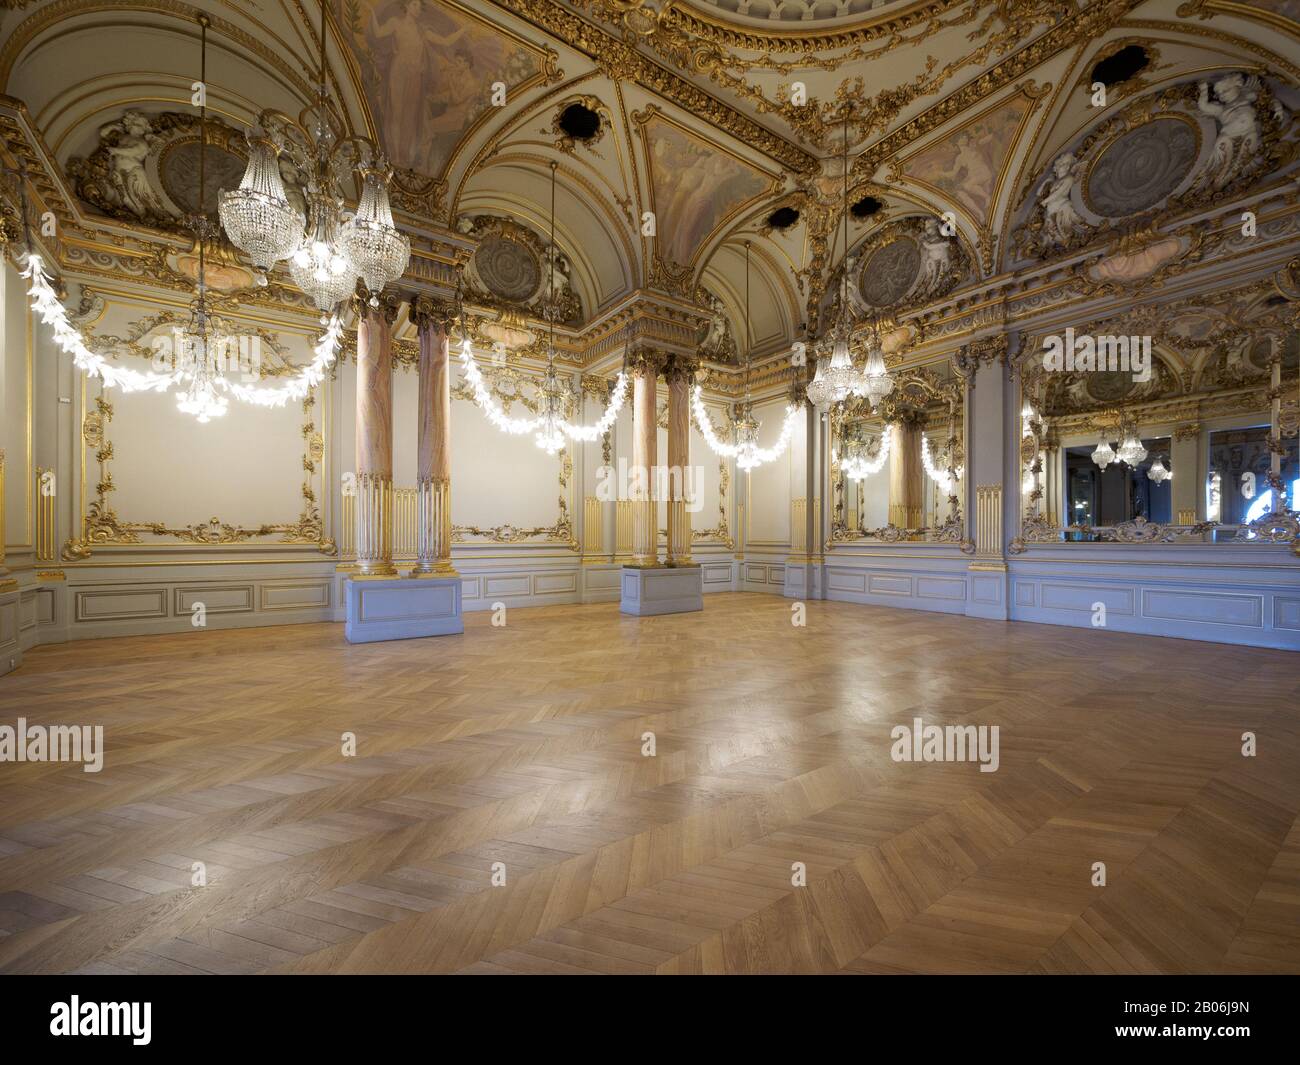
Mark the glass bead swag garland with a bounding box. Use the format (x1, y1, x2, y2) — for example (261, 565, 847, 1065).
(20, 11, 346, 415)
(693, 241, 797, 471)
(456, 160, 627, 450)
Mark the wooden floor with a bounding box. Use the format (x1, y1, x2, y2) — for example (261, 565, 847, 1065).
(1, 592, 1297, 975)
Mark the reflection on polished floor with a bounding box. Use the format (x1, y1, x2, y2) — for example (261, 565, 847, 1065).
(1, 593, 1297, 975)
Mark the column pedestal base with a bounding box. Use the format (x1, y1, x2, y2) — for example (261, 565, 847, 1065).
(345, 576, 463, 643)
(620, 564, 703, 616)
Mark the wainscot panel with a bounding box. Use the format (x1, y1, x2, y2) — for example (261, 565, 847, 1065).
(1007, 546, 1300, 651)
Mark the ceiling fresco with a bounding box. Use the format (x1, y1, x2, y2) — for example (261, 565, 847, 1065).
(335, 0, 542, 177)
(639, 111, 773, 267)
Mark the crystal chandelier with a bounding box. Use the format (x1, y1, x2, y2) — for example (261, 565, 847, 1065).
(859, 325, 893, 408)
(288, 192, 354, 315)
(1116, 421, 1148, 467)
(342, 166, 410, 298)
(218, 134, 302, 280)
(809, 112, 873, 410)
(1092, 437, 1115, 471)
(1147, 454, 1171, 484)
(535, 162, 568, 455)
(172, 15, 228, 424)
(219, 2, 408, 313)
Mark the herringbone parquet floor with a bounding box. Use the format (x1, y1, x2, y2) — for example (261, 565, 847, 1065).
(1, 592, 1297, 974)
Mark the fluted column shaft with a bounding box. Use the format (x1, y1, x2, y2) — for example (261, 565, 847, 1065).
(411, 296, 457, 576)
(665, 357, 695, 565)
(630, 351, 661, 567)
(888, 417, 925, 531)
(355, 295, 399, 577)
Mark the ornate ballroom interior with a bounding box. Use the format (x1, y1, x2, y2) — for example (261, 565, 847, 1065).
(0, 0, 1298, 980)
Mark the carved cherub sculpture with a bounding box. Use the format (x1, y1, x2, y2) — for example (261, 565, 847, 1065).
(101, 111, 174, 220)
(697, 290, 733, 358)
(912, 217, 955, 300)
(1197, 73, 1263, 192)
(1039, 152, 1085, 247)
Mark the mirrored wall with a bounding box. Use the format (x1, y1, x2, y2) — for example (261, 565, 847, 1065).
(831, 361, 964, 544)
(1013, 292, 1300, 548)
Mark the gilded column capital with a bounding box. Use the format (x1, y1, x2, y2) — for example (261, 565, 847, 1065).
(953, 333, 1011, 386)
(410, 294, 457, 333)
(625, 345, 668, 378)
(355, 288, 401, 325)
(663, 353, 699, 385)
(1173, 422, 1201, 442)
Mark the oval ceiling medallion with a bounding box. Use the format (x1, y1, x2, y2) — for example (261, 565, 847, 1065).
(1247, 331, 1300, 373)
(474, 235, 542, 303)
(160, 140, 248, 216)
(1084, 117, 1199, 218)
(858, 236, 921, 309)
(1085, 369, 1140, 404)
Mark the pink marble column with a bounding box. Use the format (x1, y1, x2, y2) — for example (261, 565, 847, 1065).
(629, 349, 662, 567)
(665, 356, 696, 565)
(354, 293, 399, 578)
(410, 296, 457, 576)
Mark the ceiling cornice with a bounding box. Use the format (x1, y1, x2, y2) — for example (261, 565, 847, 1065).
(487, 0, 820, 175)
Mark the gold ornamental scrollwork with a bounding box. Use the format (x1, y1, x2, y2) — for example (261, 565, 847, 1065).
(63, 391, 335, 561)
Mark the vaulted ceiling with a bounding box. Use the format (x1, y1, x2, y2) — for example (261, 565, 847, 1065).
(3, 0, 1298, 356)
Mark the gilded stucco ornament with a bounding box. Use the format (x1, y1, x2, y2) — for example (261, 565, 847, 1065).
(67, 110, 298, 231)
(62, 394, 333, 560)
(1013, 75, 1296, 262)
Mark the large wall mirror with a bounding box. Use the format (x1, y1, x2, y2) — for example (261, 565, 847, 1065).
(830, 361, 964, 545)
(1013, 289, 1300, 548)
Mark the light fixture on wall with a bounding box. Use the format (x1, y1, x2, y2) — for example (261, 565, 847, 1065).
(693, 241, 797, 470)
(922, 434, 958, 493)
(219, 1, 408, 313)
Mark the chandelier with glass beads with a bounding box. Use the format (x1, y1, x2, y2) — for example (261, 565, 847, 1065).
(219, 1, 409, 316)
(808, 112, 892, 411)
(693, 241, 798, 471)
(170, 14, 229, 424)
(1091, 411, 1147, 471)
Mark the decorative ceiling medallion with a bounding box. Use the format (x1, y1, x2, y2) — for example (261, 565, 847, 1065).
(1083, 117, 1200, 217)
(858, 237, 921, 309)
(1247, 331, 1300, 373)
(66, 110, 300, 231)
(458, 215, 583, 325)
(474, 234, 542, 302)
(1015, 74, 1295, 262)
(158, 140, 246, 217)
(1084, 370, 1140, 404)
(848, 216, 967, 313)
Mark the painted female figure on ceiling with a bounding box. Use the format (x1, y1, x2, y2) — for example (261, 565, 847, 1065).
(339, 0, 538, 177)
